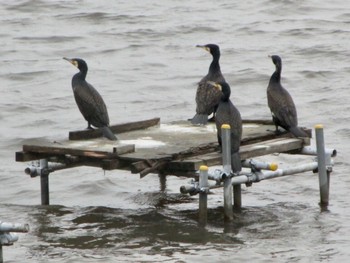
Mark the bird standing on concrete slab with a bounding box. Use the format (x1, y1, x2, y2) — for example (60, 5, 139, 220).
(191, 44, 225, 125)
(208, 81, 242, 173)
(267, 55, 308, 138)
(63, 57, 117, 140)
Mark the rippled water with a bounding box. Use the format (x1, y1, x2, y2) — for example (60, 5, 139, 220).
(1, 0, 349, 262)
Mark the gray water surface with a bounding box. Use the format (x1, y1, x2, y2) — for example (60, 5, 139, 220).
(0, 0, 349, 262)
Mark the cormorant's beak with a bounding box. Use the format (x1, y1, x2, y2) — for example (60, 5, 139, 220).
(207, 81, 222, 91)
(196, 45, 210, 52)
(63, 57, 78, 68)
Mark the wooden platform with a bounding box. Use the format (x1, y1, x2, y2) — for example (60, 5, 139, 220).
(16, 118, 311, 178)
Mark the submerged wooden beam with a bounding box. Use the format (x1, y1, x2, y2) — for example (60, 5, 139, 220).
(69, 117, 160, 140)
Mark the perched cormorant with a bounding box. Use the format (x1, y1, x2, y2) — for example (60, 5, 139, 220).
(267, 55, 307, 138)
(191, 44, 225, 125)
(63, 57, 117, 140)
(208, 81, 242, 173)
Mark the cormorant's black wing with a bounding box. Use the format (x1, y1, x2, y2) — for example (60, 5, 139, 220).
(73, 81, 110, 128)
(195, 74, 224, 115)
(267, 84, 298, 130)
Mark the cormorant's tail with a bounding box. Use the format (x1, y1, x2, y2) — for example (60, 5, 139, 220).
(289, 126, 308, 138)
(191, 114, 208, 125)
(102, 126, 117, 141)
(231, 152, 242, 173)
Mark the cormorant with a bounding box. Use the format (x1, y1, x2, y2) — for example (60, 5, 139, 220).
(267, 55, 307, 138)
(63, 57, 117, 140)
(191, 44, 225, 125)
(207, 81, 242, 173)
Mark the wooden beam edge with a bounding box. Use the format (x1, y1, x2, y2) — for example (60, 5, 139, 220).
(69, 117, 160, 140)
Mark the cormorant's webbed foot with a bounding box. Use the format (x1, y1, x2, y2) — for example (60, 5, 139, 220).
(274, 128, 283, 135)
(86, 124, 94, 130)
(208, 116, 216, 123)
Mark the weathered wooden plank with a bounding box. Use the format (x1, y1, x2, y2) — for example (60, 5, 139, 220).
(69, 117, 160, 140)
(124, 128, 311, 176)
(241, 127, 311, 145)
(102, 159, 125, 170)
(22, 143, 135, 159)
(164, 138, 306, 172)
(242, 119, 274, 125)
(125, 142, 220, 176)
(16, 151, 54, 162)
(15, 118, 312, 176)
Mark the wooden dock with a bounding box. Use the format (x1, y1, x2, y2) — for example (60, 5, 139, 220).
(16, 118, 311, 178)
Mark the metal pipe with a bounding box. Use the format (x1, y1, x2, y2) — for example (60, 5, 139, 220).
(24, 165, 38, 177)
(198, 165, 208, 226)
(241, 159, 278, 171)
(315, 124, 329, 206)
(0, 233, 19, 245)
(40, 159, 50, 205)
(0, 222, 29, 263)
(221, 125, 234, 221)
(231, 162, 319, 185)
(300, 146, 337, 158)
(221, 124, 232, 174)
(208, 169, 225, 181)
(181, 162, 321, 195)
(0, 222, 29, 233)
(233, 184, 241, 208)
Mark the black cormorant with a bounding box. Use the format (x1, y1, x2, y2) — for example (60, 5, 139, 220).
(267, 55, 307, 138)
(208, 81, 242, 173)
(63, 57, 117, 140)
(191, 44, 225, 125)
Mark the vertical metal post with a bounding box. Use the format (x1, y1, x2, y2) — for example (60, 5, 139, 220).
(198, 165, 208, 226)
(0, 245, 3, 263)
(315, 124, 329, 206)
(40, 159, 49, 205)
(233, 184, 242, 208)
(221, 124, 234, 221)
(158, 173, 167, 192)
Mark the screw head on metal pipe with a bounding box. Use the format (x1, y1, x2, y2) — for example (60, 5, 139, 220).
(221, 124, 231, 129)
(315, 124, 324, 129)
(199, 165, 208, 171)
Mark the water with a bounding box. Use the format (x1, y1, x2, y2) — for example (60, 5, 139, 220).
(0, 0, 349, 262)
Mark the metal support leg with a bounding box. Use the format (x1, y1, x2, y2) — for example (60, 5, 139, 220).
(315, 125, 329, 206)
(221, 125, 234, 221)
(158, 173, 167, 192)
(40, 159, 49, 205)
(0, 245, 3, 263)
(233, 185, 242, 208)
(198, 165, 208, 226)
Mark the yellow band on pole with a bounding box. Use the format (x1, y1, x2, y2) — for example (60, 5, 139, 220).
(315, 124, 324, 129)
(221, 124, 231, 129)
(269, 163, 278, 171)
(199, 165, 208, 171)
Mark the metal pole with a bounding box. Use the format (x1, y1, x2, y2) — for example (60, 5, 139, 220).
(242, 159, 278, 171)
(198, 165, 208, 226)
(40, 159, 49, 205)
(315, 124, 329, 206)
(158, 173, 166, 192)
(0, 245, 3, 263)
(221, 124, 234, 220)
